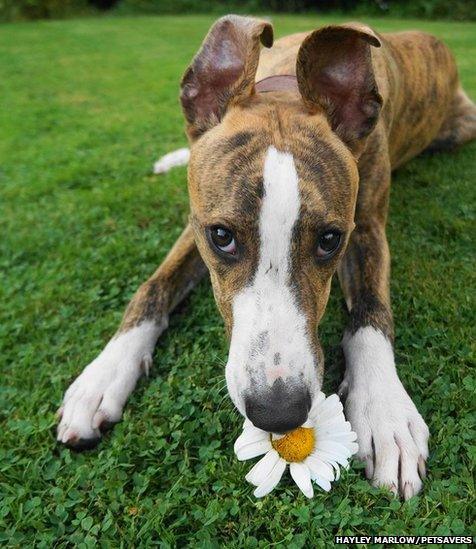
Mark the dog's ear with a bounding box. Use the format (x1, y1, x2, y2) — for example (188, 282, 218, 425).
(296, 24, 382, 152)
(180, 15, 273, 140)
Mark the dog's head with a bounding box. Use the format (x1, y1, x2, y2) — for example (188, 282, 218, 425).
(182, 15, 382, 432)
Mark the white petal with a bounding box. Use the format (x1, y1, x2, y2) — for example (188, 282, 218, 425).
(341, 441, 359, 454)
(322, 393, 342, 410)
(319, 459, 342, 480)
(333, 463, 341, 480)
(305, 455, 334, 481)
(315, 391, 327, 402)
(308, 392, 326, 420)
(315, 400, 344, 425)
(254, 458, 287, 498)
(320, 429, 356, 442)
(324, 459, 346, 480)
(317, 415, 349, 432)
(315, 439, 353, 460)
(316, 393, 341, 413)
(313, 448, 349, 467)
(234, 428, 269, 455)
(312, 474, 332, 492)
(245, 449, 280, 486)
(317, 433, 358, 455)
(318, 404, 344, 426)
(235, 439, 272, 461)
(316, 431, 355, 442)
(290, 462, 314, 498)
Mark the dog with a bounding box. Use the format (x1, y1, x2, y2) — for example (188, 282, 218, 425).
(57, 15, 476, 499)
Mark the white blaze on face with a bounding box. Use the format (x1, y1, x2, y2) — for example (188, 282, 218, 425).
(225, 146, 318, 413)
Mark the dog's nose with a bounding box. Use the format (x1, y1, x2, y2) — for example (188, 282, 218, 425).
(244, 380, 311, 434)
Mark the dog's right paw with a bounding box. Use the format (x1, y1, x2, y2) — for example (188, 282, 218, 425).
(57, 323, 157, 449)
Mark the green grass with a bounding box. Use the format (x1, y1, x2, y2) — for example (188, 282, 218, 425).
(0, 14, 475, 548)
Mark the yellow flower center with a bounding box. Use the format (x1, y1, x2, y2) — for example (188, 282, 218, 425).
(271, 427, 315, 462)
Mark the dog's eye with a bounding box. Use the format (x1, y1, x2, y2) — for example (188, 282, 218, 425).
(316, 230, 341, 259)
(210, 226, 237, 255)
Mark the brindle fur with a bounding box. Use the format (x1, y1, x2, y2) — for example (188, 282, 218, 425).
(119, 225, 206, 332)
(63, 17, 476, 495)
(120, 18, 475, 345)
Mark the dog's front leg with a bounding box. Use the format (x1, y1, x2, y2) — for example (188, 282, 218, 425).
(57, 224, 207, 449)
(338, 154, 429, 499)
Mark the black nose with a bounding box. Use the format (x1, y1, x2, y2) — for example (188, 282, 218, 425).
(244, 380, 311, 434)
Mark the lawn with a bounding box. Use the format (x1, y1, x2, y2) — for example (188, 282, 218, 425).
(0, 13, 475, 547)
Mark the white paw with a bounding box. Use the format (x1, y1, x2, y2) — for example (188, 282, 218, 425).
(57, 322, 158, 448)
(341, 327, 429, 499)
(153, 147, 190, 174)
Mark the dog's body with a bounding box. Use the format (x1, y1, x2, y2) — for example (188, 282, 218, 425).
(57, 17, 476, 499)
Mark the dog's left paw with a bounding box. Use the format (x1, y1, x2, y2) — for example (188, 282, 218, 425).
(343, 379, 429, 499)
(341, 328, 429, 500)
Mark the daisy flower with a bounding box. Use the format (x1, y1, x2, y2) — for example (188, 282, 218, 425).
(234, 392, 358, 498)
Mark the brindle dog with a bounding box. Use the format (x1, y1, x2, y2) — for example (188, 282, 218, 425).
(57, 16, 476, 499)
